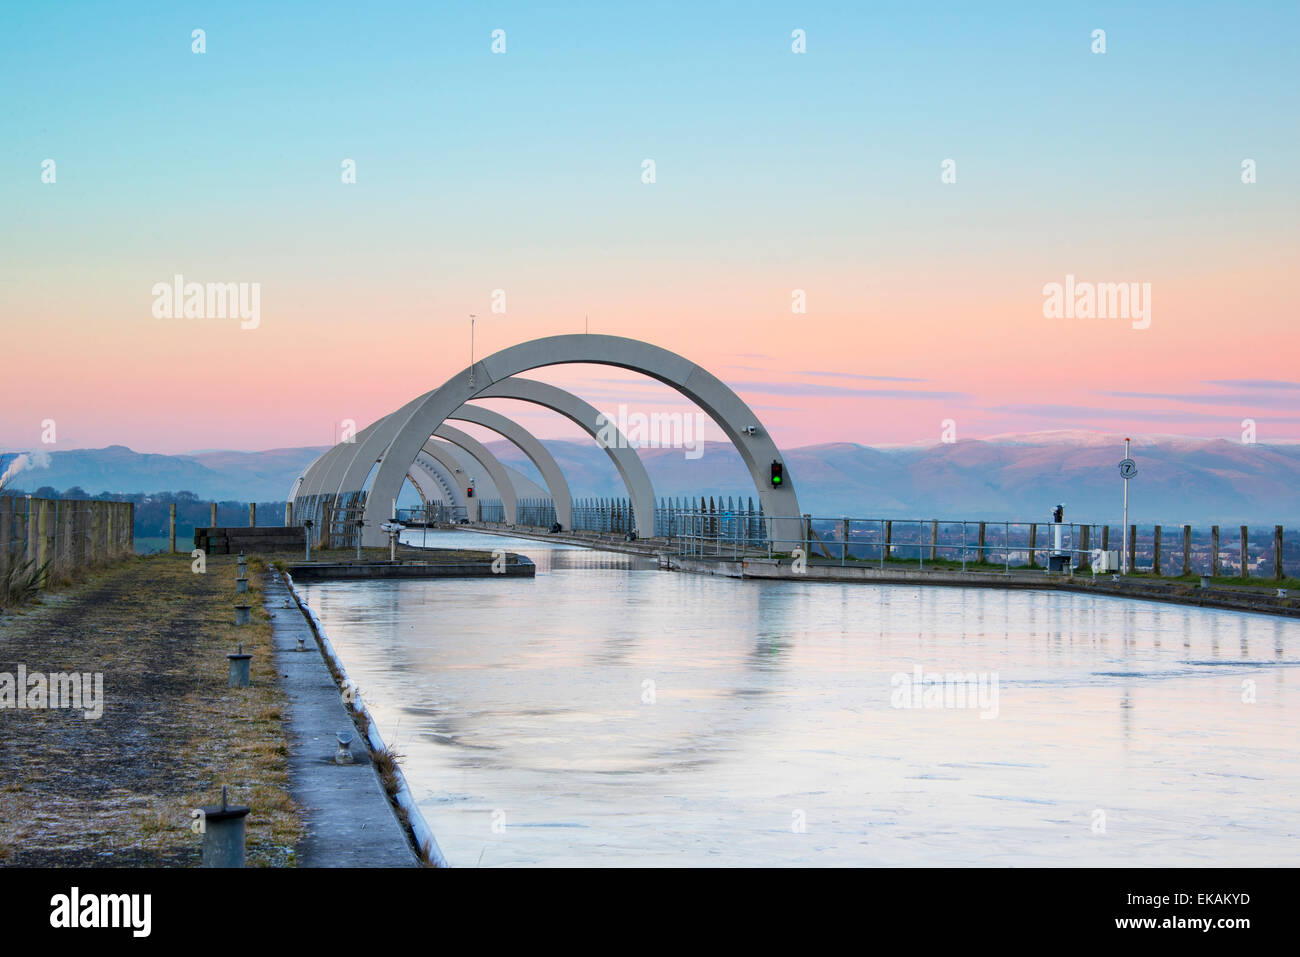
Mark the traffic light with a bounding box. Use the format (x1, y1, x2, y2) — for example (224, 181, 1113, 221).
(466, 484, 474, 498)
(770, 461, 784, 487)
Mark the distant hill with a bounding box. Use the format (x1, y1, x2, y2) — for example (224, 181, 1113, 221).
(0, 445, 328, 502)
(2, 433, 1296, 525)
(485, 432, 1300, 526)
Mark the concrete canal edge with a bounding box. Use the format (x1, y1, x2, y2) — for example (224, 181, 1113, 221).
(262, 569, 447, 867)
(677, 556, 1300, 617)
(457, 524, 1299, 618)
(288, 555, 534, 582)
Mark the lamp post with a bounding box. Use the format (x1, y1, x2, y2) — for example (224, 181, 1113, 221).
(1118, 438, 1138, 574)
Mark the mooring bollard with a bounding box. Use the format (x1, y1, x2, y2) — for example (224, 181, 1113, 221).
(237, 551, 247, 575)
(199, 786, 250, 868)
(235, 604, 251, 626)
(228, 643, 252, 686)
(236, 575, 248, 594)
(335, 730, 355, 765)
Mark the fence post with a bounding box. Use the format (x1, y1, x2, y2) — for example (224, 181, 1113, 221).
(91, 501, 102, 564)
(48, 499, 59, 572)
(0, 496, 10, 583)
(26, 498, 36, 569)
(75, 502, 87, 569)
(60, 501, 73, 577)
(62, 501, 73, 572)
(977, 522, 986, 564)
(74, 503, 85, 570)
(1128, 524, 1137, 573)
(1240, 525, 1249, 578)
(1180, 525, 1190, 576)
(169, 504, 177, 554)
(1274, 525, 1284, 580)
(1078, 525, 1090, 569)
(35, 498, 50, 572)
(884, 520, 892, 560)
(929, 520, 938, 561)
(210, 502, 218, 529)
(1028, 524, 1037, 567)
(1152, 525, 1162, 576)
(249, 502, 256, 528)
(1211, 525, 1220, 576)
(841, 517, 849, 563)
(285, 501, 293, 527)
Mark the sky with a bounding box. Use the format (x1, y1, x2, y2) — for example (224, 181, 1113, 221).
(1, 0, 1296, 455)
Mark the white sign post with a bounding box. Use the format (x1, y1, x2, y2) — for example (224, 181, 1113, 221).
(1118, 439, 1138, 574)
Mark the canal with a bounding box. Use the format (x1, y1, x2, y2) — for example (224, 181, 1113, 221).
(294, 529, 1300, 866)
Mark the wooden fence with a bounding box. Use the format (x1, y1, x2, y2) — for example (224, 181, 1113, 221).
(0, 496, 134, 585)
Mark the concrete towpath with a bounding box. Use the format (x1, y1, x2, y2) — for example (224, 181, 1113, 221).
(262, 571, 415, 867)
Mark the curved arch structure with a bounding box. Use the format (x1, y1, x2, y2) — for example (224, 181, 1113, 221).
(410, 449, 466, 508)
(431, 424, 518, 525)
(295, 380, 655, 534)
(413, 441, 548, 521)
(446, 405, 572, 529)
(415, 442, 475, 517)
(406, 461, 450, 510)
(471, 378, 655, 536)
(297, 335, 801, 548)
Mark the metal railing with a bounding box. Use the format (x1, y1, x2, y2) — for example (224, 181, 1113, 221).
(396, 504, 467, 525)
(670, 513, 1112, 571)
(321, 503, 363, 549)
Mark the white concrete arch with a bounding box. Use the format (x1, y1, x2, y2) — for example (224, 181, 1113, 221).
(415, 442, 476, 519)
(418, 441, 549, 521)
(447, 405, 572, 529)
(409, 452, 465, 509)
(329, 336, 799, 545)
(295, 418, 517, 527)
(470, 378, 656, 535)
(294, 380, 655, 534)
(431, 424, 518, 525)
(296, 422, 380, 518)
(405, 462, 447, 510)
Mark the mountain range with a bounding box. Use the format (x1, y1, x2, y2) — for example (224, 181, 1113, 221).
(1, 432, 1295, 525)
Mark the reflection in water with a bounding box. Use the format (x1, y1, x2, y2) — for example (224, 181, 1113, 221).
(295, 530, 1300, 867)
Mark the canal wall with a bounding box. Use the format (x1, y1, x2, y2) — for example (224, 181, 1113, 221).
(675, 556, 1299, 617)
(270, 568, 446, 866)
(288, 555, 535, 581)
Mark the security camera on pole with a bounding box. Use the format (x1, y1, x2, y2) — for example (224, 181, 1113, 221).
(1118, 438, 1138, 574)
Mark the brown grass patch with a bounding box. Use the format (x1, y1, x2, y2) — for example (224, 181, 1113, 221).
(0, 552, 302, 866)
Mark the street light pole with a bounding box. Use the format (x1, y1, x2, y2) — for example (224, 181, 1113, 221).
(1121, 437, 1131, 574)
